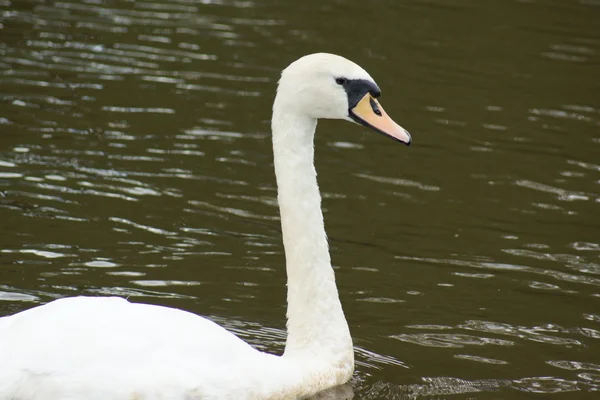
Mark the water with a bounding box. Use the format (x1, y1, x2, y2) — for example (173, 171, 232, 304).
(1, 0, 599, 398)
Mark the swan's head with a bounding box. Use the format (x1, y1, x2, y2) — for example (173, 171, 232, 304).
(275, 53, 411, 145)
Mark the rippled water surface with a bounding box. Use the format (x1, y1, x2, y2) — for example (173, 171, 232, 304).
(1, 0, 599, 398)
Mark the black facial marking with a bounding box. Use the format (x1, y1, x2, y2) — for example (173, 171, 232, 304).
(337, 78, 381, 109)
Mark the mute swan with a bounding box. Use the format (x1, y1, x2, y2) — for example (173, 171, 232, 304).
(0, 53, 411, 400)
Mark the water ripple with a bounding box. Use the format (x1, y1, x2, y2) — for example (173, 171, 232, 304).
(459, 320, 584, 346)
(391, 332, 514, 348)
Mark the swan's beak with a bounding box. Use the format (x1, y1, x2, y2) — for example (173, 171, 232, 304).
(349, 94, 412, 146)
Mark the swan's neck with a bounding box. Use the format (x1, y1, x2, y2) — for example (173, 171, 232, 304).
(271, 103, 353, 373)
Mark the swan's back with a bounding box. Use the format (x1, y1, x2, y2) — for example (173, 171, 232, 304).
(0, 297, 288, 400)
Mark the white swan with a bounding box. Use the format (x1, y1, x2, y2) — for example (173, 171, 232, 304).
(0, 53, 411, 400)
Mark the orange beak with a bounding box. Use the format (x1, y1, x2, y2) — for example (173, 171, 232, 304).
(349, 94, 411, 145)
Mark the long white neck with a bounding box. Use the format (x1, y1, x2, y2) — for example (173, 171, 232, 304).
(271, 96, 354, 373)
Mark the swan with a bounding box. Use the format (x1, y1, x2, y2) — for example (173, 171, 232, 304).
(0, 53, 411, 400)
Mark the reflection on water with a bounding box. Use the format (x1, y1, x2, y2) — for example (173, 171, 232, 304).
(1, 0, 599, 398)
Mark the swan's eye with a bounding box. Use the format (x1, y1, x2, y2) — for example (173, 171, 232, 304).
(335, 77, 347, 85)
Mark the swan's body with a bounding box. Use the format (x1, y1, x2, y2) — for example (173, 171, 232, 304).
(0, 53, 411, 400)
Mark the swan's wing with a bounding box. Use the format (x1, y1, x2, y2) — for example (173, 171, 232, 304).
(1, 296, 259, 366)
(0, 297, 273, 398)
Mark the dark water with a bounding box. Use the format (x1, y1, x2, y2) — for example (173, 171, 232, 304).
(1, 0, 599, 398)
